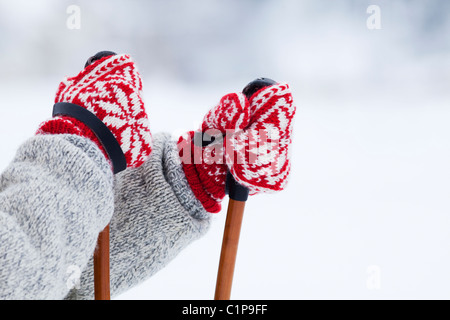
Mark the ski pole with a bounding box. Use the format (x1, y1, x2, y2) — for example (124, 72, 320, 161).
(94, 225, 110, 300)
(83, 50, 118, 301)
(214, 78, 276, 300)
(214, 173, 248, 300)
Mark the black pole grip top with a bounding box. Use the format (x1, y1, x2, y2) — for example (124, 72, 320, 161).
(53, 102, 127, 174)
(84, 50, 117, 68)
(225, 172, 249, 202)
(225, 77, 277, 202)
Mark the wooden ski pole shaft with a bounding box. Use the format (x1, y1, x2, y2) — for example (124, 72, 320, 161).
(214, 174, 249, 300)
(214, 78, 276, 300)
(82, 50, 120, 301)
(94, 224, 110, 300)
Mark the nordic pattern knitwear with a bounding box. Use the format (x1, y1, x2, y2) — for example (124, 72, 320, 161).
(227, 83, 296, 194)
(201, 92, 250, 133)
(37, 54, 152, 168)
(178, 83, 296, 213)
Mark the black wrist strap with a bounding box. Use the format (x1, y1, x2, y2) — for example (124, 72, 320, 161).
(52, 102, 127, 174)
(225, 172, 249, 201)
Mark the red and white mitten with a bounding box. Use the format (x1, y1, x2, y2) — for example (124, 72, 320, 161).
(178, 82, 296, 213)
(37, 53, 152, 170)
(226, 83, 295, 194)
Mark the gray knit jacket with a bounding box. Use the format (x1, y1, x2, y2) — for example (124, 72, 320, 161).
(0, 132, 211, 300)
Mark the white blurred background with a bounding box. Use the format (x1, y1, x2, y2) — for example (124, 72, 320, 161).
(0, 0, 449, 299)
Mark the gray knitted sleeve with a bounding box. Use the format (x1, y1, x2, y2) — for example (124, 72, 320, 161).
(0, 132, 210, 300)
(66, 133, 211, 299)
(0, 134, 115, 299)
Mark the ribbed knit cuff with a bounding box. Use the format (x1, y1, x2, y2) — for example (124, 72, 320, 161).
(36, 116, 109, 162)
(177, 131, 226, 213)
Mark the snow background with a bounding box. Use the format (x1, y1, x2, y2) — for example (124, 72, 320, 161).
(0, 0, 449, 299)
